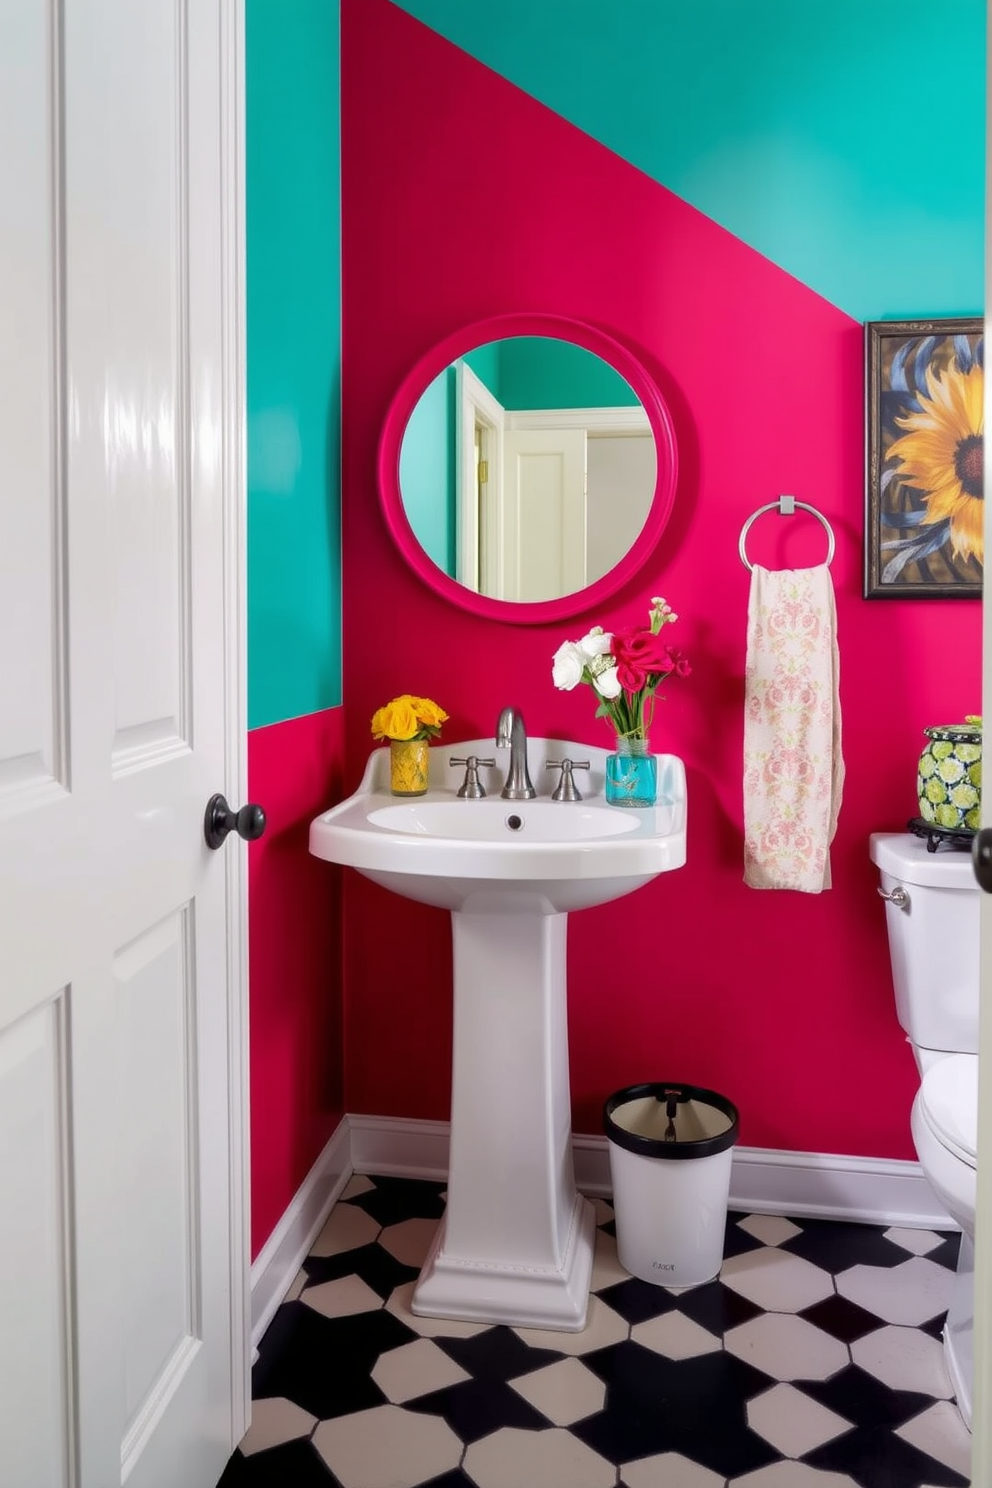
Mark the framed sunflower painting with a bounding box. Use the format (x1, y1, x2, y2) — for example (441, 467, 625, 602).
(865, 317, 983, 598)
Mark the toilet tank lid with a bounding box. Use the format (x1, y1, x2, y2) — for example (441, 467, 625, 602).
(870, 832, 977, 889)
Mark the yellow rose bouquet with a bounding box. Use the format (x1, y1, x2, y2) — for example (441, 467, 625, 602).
(371, 695, 449, 797)
(371, 694, 448, 743)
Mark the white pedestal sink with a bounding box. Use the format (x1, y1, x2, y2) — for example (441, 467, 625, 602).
(310, 737, 687, 1330)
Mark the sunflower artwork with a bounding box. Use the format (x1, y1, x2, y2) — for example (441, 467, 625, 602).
(865, 318, 983, 598)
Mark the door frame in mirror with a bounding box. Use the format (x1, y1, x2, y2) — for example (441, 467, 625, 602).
(377, 312, 679, 623)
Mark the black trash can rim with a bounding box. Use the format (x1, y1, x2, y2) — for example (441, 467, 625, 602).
(604, 1081, 739, 1161)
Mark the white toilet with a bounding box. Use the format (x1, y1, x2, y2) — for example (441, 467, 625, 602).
(870, 831, 979, 1427)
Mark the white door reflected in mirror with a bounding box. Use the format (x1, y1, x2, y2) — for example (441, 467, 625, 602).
(398, 335, 657, 603)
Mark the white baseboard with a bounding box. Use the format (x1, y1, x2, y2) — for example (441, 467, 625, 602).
(350, 1114, 955, 1231)
(725, 1144, 955, 1228)
(251, 1113, 954, 1350)
(348, 1113, 451, 1181)
(249, 1117, 353, 1349)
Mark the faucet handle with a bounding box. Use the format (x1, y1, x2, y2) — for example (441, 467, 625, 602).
(450, 755, 496, 799)
(546, 758, 590, 803)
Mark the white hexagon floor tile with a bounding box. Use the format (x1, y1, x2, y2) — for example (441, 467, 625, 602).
(729, 1464, 859, 1486)
(896, 1400, 972, 1480)
(514, 1295, 629, 1355)
(851, 1323, 953, 1398)
(631, 1309, 722, 1360)
(385, 1279, 492, 1339)
(378, 1216, 438, 1268)
(736, 1214, 802, 1247)
(300, 1273, 384, 1319)
(313, 1404, 462, 1488)
(309, 1201, 380, 1257)
(507, 1357, 605, 1426)
(725, 1313, 848, 1382)
(621, 1451, 725, 1487)
(882, 1225, 946, 1256)
(835, 1255, 955, 1325)
(339, 1173, 376, 1200)
(371, 1337, 471, 1404)
(720, 1246, 834, 1312)
(463, 1426, 615, 1488)
(238, 1396, 316, 1456)
(746, 1381, 852, 1458)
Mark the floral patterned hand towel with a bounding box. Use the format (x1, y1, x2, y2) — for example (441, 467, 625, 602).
(743, 564, 844, 892)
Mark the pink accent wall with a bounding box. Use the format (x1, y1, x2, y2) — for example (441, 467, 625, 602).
(248, 707, 345, 1258)
(338, 0, 980, 1158)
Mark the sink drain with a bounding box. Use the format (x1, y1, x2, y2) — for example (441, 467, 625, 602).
(505, 814, 524, 831)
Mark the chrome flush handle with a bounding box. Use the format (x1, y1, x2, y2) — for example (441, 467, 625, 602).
(877, 885, 909, 910)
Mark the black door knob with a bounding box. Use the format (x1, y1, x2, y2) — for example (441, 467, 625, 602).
(972, 827, 992, 893)
(204, 793, 267, 850)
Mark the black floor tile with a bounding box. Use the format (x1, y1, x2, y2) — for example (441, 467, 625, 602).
(799, 1291, 891, 1344)
(576, 1339, 778, 1476)
(780, 1216, 920, 1272)
(252, 1301, 414, 1420)
(344, 1175, 447, 1226)
(302, 1239, 418, 1297)
(218, 1438, 338, 1487)
(437, 1325, 563, 1382)
(807, 1420, 970, 1488)
(406, 1377, 551, 1443)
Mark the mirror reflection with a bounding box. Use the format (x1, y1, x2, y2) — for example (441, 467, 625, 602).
(398, 336, 658, 604)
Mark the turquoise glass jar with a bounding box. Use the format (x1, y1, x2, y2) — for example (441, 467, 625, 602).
(605, 737, 657, 808)
(916, 718, 982, 831)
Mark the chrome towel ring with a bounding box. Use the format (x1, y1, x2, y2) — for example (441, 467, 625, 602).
(738, 494, 836, 571)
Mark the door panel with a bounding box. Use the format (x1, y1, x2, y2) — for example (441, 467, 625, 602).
(116, 910, 199, 1432)
(0, 4, 247, 1486)
(501, 427, 587, 601)
(0, 996, 73, 1488)
(0, 0, 65, 801)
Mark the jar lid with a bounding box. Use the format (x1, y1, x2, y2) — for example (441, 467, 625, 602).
(923, 719, 982, 743)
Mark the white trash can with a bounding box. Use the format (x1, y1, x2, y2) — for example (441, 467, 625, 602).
(604, 1082, 739, 1288)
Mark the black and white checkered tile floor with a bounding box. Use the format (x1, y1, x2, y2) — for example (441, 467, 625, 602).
(219, 1175, 971, 1488)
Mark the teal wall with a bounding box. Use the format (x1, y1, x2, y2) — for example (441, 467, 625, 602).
(497, 337, 638, 410)
(399, 367, 457, 573)
(393, 0, 985, 323)
(463, 338, 637, 408)
(462, 341, 500, 396)
(246, 0, 342, 730)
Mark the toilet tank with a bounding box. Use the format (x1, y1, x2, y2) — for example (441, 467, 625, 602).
(870, 833, 979, 1056)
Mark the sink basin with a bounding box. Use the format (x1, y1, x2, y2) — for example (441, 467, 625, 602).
(309, 735, 687, 1332)
(368, 799, 640, 842)
(309, 737, 686, 912)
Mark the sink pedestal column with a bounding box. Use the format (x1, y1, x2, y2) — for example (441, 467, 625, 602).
(412, 906, 596, 1331)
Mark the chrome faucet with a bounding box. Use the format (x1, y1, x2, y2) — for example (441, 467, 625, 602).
(496, 706, 536, 799)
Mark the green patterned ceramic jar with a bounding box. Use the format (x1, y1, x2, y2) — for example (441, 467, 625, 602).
(917, 717, 982, 831)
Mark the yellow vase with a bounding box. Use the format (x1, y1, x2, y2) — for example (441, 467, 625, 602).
(389, 737, 430, 796)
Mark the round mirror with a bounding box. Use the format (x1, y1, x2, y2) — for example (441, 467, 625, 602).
(378, 314, 678, 623)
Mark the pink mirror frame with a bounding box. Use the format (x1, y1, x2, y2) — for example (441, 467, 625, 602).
(377, 312, 679, 624)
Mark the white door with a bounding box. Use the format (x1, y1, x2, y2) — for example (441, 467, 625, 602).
(500, 427, 587, 601)
(0, 5, 248, 1487)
